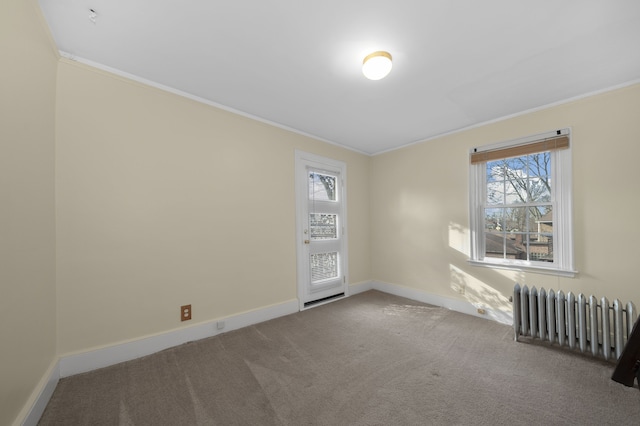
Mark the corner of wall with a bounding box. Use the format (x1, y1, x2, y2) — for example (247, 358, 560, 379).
(371, 280, 513, 325)
(14, 359, 60, 426)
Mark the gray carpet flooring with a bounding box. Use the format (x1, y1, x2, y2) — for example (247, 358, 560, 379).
(39, 290, 640, 425)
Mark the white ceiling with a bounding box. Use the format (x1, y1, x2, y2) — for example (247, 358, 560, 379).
(38, 0, 640, 155)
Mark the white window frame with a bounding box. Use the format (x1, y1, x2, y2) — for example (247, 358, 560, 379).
(468, 129, 576, 277)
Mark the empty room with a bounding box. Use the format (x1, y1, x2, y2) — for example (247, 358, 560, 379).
(3, 0, 640, 424)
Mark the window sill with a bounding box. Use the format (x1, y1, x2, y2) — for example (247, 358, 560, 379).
(468, 259, 577, 278)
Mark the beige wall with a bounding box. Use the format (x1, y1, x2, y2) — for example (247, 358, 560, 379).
(55, 61, 371, 355)
(0, 1, 58, 424)
(5, 1, 640, 422)
(371, 83, 640, 318)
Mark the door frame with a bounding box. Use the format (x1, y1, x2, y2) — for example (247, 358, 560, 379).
(294, 150, 349, 311)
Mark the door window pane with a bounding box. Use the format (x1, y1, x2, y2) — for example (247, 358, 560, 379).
(310, 252, 338, 282)
(309, 172, 337, 201)
(310, 213, 337, 240)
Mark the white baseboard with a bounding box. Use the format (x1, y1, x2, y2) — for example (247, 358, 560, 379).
(59, 299, 299, 378)
(17, 359, 59, 426)
(371, 280, 512, 325)
(349, 280, 374, 295)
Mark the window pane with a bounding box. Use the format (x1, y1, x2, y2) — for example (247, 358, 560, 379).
(507, 233, 527, 260)
(526, 152, 551, 179)
(310, 252, 338, 282)
(528, 177, 551, 202)
(309, 172, 337, 201)
(504, 157, 527, 178)
(486, 160, 504, 183)
(504, 207, 527, 232)
(310, 213, 337, 240)
(487, 180, 504, 205)
(528, 233, 554, 262)
(527, 206, 552, 233)
(503, 157, 528, 203)
(504, 180, 528, 204)
(526, 153, 551, 202)
(484, 208, 503, 232)
(486, 161, 505, 204)
(484, 231, 506, 259)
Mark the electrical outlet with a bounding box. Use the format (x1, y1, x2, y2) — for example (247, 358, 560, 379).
(217, 321, 225, 330)
(181, 304, 192, 321)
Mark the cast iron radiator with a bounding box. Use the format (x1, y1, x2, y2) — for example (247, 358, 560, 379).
(513, 284, 637, 361)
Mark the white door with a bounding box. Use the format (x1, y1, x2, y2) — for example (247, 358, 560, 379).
(295, 151, 348, 309)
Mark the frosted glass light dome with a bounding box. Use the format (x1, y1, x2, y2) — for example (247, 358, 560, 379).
(362, 51, 392, 80)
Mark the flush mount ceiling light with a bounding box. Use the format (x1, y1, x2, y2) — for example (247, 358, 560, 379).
(362, 51, 392, 80)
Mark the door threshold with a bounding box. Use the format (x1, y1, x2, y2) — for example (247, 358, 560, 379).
(303, 293, 346, 309)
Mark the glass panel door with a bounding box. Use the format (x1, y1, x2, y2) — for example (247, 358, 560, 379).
(295, 151, 348, 310)
(306, 169, 343, 297)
